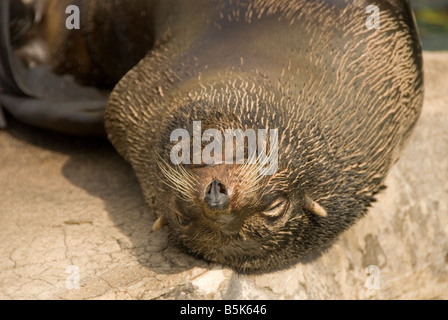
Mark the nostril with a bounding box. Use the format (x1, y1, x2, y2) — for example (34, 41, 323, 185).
(206, 180, 227, 196)
(204, 179, 229, 211)
(205, 183, 213, 196)
(217, 181, 227, 196)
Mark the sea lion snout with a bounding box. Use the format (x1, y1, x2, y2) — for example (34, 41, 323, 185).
(204, 179, 229, 212)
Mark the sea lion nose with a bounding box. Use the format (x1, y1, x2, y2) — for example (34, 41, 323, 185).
(204, 179, 229, 211)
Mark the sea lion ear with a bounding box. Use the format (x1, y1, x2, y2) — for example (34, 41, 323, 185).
(302, 194, 328, 218)
(152, 216, 168, 231)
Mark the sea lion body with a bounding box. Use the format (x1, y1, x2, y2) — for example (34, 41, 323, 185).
(1, 0, 423, 273)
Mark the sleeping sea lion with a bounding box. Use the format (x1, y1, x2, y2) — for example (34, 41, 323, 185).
(0, 0, 423, 273)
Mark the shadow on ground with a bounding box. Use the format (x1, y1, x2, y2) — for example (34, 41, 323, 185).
(4, 114, 330, 278)
(3, 116, 209, 276)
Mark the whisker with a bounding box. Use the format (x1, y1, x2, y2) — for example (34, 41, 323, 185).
(156, 154, 198, 203)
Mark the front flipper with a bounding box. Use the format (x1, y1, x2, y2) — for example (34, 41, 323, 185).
(0, 0, 109, 136)
(0, 95, 106, 136)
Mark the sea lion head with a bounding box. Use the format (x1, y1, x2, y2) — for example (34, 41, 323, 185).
(152, 84, 334, 274)
(158, 161, 300, 274)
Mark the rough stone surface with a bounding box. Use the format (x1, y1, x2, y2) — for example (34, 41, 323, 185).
(0, 51, 447, 300)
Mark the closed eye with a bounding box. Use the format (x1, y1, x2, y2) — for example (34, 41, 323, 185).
(174, 201, 193, 228)
(262, 197, 288, 218)
(175, 210, 192, 227)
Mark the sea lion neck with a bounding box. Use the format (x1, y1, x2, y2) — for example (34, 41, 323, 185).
(161, 72, 285, 130)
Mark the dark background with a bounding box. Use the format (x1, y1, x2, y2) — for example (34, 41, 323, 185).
(412, 0, 448, 50)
